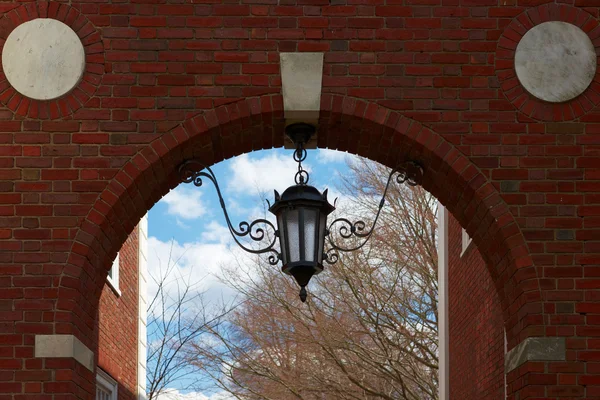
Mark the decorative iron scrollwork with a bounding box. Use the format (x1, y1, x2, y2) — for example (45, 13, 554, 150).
(179, 160, 281, 266)
(324, 161, 424, 263)
(178, 156, 423, 270)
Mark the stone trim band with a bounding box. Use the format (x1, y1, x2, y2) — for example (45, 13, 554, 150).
(505, 337, 566, 373)
(35, 334, 95, 372)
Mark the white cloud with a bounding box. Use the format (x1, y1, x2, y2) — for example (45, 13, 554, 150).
(225, 197, 252, 217)
(161, 186, 207, 220)
(226, 153, 303, 195)
(146, 234, 238, 306)
(154, 388, 233, 400)
(316, 149, 348, 164)
(200, 221, 231, 244)
(146, 215, 276, 307)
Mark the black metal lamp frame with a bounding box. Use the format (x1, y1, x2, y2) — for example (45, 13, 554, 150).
(177, 123, 424, 300)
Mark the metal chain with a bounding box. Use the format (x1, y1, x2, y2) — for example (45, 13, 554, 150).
(293, 141, 309, 185)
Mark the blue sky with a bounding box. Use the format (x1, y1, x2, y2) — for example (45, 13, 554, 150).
(146, 148, 353, 399)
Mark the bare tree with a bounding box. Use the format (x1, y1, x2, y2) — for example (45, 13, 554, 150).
(146, 242, 235, 400)
(189, 158, 439, 400)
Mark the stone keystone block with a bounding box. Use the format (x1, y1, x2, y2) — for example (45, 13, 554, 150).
(280, 52, 324, 120)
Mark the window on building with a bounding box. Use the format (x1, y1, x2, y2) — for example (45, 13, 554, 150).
(106, 252, 121, 296)
(460, 228, 473, 257)
(96, 368, 118, 400)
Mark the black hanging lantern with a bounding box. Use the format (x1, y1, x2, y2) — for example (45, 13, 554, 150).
(269, 184, 335, 302)
(177, 122, 424, 303)
(267, 123, 334, 302)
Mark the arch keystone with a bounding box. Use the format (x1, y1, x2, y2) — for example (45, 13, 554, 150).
(280, 52, 323, 121)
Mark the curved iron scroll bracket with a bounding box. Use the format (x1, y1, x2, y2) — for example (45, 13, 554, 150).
(178, 160, 281, 266)
(323, 161, 424, 264)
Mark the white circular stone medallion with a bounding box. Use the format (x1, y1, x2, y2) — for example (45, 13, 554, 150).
(2, 18, 85, 101)
(515, 21, 597, 103)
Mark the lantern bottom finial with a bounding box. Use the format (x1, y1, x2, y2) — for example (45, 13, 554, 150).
(299, 286, 307, 303)
(283, 263, 323, 303)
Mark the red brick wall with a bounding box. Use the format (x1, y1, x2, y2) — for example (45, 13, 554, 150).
(97, 224, 139, 400)
(448, 214, 505, 400)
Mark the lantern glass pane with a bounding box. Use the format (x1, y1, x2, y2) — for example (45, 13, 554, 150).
(303, 208, 317, 262)
(286, 209, 300, 262)
(277, 214, 287, 264)
(318, 212, 326, 264)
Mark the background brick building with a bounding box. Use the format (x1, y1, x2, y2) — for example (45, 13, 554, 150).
(446, 213, 505, 399)
(96, 216, 146, 400)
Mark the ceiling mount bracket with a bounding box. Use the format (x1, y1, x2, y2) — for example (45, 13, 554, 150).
(285, 123, 316, 149)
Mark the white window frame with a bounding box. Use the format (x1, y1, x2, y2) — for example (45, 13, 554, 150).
(106, 252, 121, 297)
(460, 228, 473, 257)
(437, 205, 449, 400)
(97, 368, 118, 400)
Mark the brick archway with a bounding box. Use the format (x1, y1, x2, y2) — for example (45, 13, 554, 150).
(61, 94, 541, 357)
(2, 0, 600, 396)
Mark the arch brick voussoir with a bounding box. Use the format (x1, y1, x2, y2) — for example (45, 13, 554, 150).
(62, 93, 542, 349)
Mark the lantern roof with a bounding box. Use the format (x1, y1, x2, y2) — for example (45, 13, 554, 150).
(268, 184, 336, 215)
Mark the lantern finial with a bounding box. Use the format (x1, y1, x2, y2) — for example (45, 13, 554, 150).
(299, 286, 307, 303)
